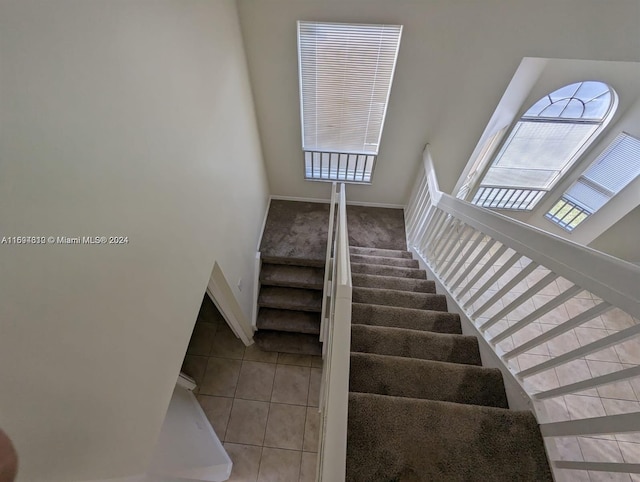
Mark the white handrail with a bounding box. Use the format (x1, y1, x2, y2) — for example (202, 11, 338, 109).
(407, 146, 640, 478)
(320, 182, 338, 342)
(317, 183, 352, 482)
(435, 193, 640, 318)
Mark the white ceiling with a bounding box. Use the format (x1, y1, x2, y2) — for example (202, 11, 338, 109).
(237, 0, 640, 205)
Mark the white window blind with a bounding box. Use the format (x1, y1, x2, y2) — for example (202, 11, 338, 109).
(546, 132, 640, 231)
(472, 81, 615, 211)
(297, 21, 402, 157)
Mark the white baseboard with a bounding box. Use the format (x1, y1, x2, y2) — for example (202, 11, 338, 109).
(269, 194, 404, 209)
(270, 194, 331, 204)
(346, 200, 405, 209)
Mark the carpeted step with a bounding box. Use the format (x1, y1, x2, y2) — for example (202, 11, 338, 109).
(350, 246, 413, 259)
(353, 286, 448, 311)
(350, 254, 419, 269)
(352, 273, 435, 293)
(258, 286, 322, 312)
(352, 303, 462, 334)
(254, 330, 322, 356)
(351, 324, 481, 365)
(261, 255, 324, 268)
(260, 263, 324, 290)
(257, 308, 320, 335)
(349, 352, 508, 408)
(351, 262, 426, 279)
(347, 393, 553, 482)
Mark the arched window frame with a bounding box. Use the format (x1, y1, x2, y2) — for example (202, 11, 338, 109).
(471, 81, 618, 211)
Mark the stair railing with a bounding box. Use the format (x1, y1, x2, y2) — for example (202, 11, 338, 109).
(406, 146, 640, 479)
(320, 182, 338, 342)
(317, 182, 352, 482)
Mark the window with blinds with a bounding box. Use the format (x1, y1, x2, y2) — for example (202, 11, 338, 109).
(297, 21, 402, 182)
(472, 81, 616, 211)
(546, 132, 640, 231)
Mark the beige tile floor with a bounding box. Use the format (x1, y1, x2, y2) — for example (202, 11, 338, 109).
(182, 303, 322, 482)
(440, 239, 640, 481)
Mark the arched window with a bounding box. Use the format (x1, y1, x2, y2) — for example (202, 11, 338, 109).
(472, 81, 617, 210)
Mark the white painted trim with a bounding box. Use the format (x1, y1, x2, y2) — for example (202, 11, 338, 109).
(269, 194, 405, 209)
(535, 364, 640, 400)
(256, 197, 272, 251)
(345, 200, 406, 209)
(541, 412, 640, 437)
(554, 461, 640, 474)
(207, 262, 254, 346)
(270, 194, 331, 204)
(177, 372, 197, 391)
(251, 252, 261, 329)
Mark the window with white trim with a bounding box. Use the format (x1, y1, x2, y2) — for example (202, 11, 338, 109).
(297, 21, 402, 183)
(545, 132, 640, 231)
(471, 81, 616, 210)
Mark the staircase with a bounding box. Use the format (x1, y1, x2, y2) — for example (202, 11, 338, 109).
(253, 199, 331, 355)
(254, 262, 324, 355)
(346, 246, 553, 481)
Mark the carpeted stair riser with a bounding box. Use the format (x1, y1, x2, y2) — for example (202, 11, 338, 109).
(350, 254, 419, 269)
(254, 330, 321, 356)
(351, 324, 482, 365)
(349, 352, 508, 408)
(258, 286, 322, 312)
(257, 308, 320, 335)
(351, 262, 426, 279)
(260, 263, 324, 290)
(353, 286, 448, 311)
(347, 393, 553, 482)
(350, 246, 413, 259)
(261, 255, 325, 268)
(352, 303, 462, 334)
(352, 273, 435, 293)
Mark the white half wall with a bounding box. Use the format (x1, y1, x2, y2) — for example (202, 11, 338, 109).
(0, 1, 268, 481)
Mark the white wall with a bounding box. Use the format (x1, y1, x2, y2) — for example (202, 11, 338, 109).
(0, 1, 269, 481)
(590, 206, 640, 264)
(237, 0, 640, 205)
(466, 59, 640, 257)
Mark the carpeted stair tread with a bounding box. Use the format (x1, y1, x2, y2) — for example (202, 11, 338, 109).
(258, 286, 322, 312)
(353, 286, 448, 311)
(259, 200, 329, 266)
(254, 330, 321, 356)
(351, 262, 427, 279)
(349, 352, 508, 408)
(257, 308, 320, 335)
(350, 254, 419, 269)
(347, 393, 553, 482)
(260, 263, 324, 290)
(352, 303, 462, 334)
(352, 273, 435, 293)
(351, 324, 482, 365)
(350, 246, 413, 259)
